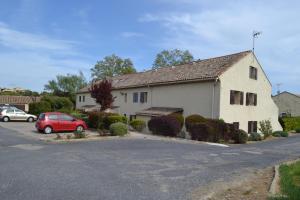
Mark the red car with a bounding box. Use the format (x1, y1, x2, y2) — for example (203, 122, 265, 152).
(35, 112, 88, 134)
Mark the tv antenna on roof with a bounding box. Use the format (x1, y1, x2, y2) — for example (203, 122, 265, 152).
(276, 83, 283, 95)
(252, 31, 262, 53)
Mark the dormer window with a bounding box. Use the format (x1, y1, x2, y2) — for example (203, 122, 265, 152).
(249, 66, 257, 80)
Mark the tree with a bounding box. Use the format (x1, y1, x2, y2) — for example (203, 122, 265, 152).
(152, 49, 194, 69)
(44, 72, 87, 103)
(89, 78, 115, 111)
(91, 54, 136, 79)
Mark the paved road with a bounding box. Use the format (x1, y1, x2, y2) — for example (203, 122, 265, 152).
(1, 125, 300, 200)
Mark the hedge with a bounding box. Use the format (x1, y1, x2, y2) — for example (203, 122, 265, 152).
(148, 115, 181, 137)
(29, 101, 51, 115)
(232, 129, 248, 144)
(109, 122, 128, 136)
(282, 117, 300, 131)
(103, 115, 127, 129)
(130, 119, 146, 132)
(188, 119, 233, 143)
(185, 114, 206, 131)
(42, 96, 73, 113)
(168, 113, 184, 129)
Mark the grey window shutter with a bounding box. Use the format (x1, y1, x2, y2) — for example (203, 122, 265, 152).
(240, 92, 244, 105)
(254, 121, 257, 132)
(254, 94, 257, 106)
(248, 121, 251, 133)
(246, 93, 249, 106)
(230, 91, 234, 104)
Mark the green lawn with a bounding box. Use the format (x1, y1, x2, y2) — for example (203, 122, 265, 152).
(270, 161, 300, 200)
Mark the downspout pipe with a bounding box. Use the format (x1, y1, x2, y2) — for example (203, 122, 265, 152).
(211, 77, 219, 119)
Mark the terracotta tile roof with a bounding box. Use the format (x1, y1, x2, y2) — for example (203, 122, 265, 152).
(78, 50, 251, 93)
(0, 95, 41, 104)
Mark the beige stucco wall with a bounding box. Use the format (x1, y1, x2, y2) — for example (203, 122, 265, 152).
(219, 53, 282, 132)
(272, 92, 300, 117)
(76, 81, 220, 119)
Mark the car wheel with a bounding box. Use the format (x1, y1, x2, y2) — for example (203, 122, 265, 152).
(76, 125, 84, 132)
(27, 117, 34, 122)
(3, 116, 9, 122)
(44, 126, 52, 134)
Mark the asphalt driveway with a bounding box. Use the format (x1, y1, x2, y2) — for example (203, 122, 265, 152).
(1, 124, 300, 200)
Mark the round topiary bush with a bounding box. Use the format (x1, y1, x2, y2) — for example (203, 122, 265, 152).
(189, 122, 214, 141)
(232, 129, 248, 144)
(272, 131, 288, 137)
(295, 128, 300, 133)
(129, 119, 146, 132)
(109, 122, 128, 136)
(248, 132, 262, 141)
(148, 115, 181, 137)
(185, 114, 206, 131)
(104, 115, 127, 129)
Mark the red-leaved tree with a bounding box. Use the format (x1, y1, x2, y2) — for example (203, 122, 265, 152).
(89, 78, 115, 111)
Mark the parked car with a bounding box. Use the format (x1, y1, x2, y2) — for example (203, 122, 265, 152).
(35, 112, 88, 134)
(0, 108, 37, 122)
(0, 104, 17, 110)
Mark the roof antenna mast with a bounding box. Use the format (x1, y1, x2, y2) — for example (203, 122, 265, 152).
(276, 83, 282, 95)
(252, 30, 262, 53)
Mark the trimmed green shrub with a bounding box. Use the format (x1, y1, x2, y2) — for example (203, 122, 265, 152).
(272, 131, 289, 137)
(232, 129, 248, 144)
(185, 114, 206, 131)
(42, 96, 73, 113)
(282, 117, 300, 131)
(130, 119, 146, 132)
(259, 120, 273, 138)
(109, 122, 128, 136)
(29, 101, 51, 115)
(148, 115, 181, 137)
(295, 128, 300, 133)
(87, 112, 106, 129)
(168, 113, 184, 129)
(189, 122, 213, 141)
(104, 115, 127, 129)
(73, 130, 86, 139)
(187, 119, 232, 143)
(248, 132, 262, 141)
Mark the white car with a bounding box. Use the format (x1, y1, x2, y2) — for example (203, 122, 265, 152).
(0, 108, 37, 122)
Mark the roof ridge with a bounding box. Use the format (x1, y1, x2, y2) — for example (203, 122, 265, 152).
(112, 50, 252, 79)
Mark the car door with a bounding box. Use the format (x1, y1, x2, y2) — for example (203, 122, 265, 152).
(5, 108, 16, 120)
(47, 114, 60, 131)
(59, 114, 75, 131)
(14, 109, 27, 121)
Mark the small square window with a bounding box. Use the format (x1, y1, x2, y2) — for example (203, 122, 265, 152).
(82, 96, 85, 102)
(248, 121, 257, 133)
(249, 66, 257, 80)
(79, 96, 82, 102)
(246, 93, 257, 106)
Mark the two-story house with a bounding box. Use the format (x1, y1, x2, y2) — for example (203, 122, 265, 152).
(76, 50, 282, 132)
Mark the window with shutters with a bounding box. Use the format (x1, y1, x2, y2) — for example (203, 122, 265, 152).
(82, 95, 85, 102)
(249, 66, 257, 80)
(133, 92, 138, 103)
(246, 93, 257, 106)
(79, 96, 82, 102)
(230, 90, 244, 105)
(248, 121, 257, 133)
(140, 92, 148, 103)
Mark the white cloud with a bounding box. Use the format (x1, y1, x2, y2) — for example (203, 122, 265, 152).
(139, 1, 300, 93)
(0, 22, 77, 52)
(0, 22, 92, 91)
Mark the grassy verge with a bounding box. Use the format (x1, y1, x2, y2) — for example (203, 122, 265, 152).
(270, 161, 300, 200)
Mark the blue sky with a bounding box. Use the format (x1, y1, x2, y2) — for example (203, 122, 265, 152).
(0, 0, 299, 94)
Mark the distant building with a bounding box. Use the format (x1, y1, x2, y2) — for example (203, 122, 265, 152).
(0, 87, 27, 93)
(0, 96, 41, 112)
(76, 50, 282, 133)
(272, 91, 300, 117)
